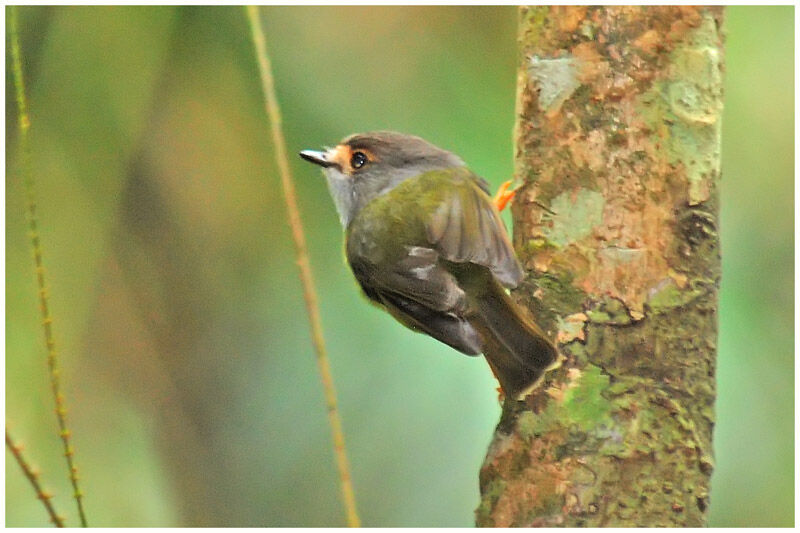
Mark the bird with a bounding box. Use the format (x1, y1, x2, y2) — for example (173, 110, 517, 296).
(299, 131, 557, 400)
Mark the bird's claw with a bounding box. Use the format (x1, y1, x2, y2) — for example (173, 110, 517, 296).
(493, 180, 517, 211)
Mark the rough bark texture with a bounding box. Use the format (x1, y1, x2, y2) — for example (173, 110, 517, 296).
(476, 6, 723, 527)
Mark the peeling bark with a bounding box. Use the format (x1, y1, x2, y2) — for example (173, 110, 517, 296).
(476, 7, 723, 527)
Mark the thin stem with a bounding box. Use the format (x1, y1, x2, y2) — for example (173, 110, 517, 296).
(243, 6, 361, 528)
(9, 6, 88, 527)
(6, 429, 66, 527)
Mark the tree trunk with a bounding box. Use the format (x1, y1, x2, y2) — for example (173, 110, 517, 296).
(476, 6, 723, 527)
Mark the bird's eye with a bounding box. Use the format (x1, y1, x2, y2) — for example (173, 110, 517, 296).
(350, 151, 368, 169)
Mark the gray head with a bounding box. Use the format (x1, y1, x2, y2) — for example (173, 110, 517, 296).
(299, 131, 464, 226)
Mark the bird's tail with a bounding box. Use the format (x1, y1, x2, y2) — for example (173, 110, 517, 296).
(470, 277, 558, 400)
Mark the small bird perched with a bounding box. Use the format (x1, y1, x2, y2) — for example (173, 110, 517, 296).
(300, 132, 557, 400)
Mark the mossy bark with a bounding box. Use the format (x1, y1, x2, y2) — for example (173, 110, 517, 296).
(476, 6, 723, 527)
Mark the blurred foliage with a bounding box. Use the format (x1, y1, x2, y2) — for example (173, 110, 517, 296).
(5, 6, 793, 527)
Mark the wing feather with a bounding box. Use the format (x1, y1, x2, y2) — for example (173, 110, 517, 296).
(425, 171, 523, 288)
(345, 167, 525, 356)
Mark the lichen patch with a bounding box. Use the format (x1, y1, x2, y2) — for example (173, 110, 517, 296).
(542, 188, 605, 247)
(528, 55, 581, 116)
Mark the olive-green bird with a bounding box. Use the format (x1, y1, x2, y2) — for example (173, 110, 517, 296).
(300, 131, 557, 400)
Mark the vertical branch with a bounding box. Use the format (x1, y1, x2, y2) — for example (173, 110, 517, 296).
(6, 429, 66, 527)
(478, 6, 723, 526)
(9, 6, 89, 527)
(243, 6, 361, 528)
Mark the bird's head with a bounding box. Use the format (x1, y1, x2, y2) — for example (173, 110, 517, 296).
(300, 131, 463, 226)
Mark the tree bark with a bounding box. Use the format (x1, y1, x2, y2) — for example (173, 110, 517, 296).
(476, 6, 723, 527)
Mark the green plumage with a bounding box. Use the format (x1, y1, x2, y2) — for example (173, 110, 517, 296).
(346, 168, 556, 399)
(301, 132, 557, 399)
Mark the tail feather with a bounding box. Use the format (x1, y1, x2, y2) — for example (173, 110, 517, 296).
(471, 279, 558, 400)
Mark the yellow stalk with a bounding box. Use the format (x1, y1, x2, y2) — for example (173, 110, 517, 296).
(243, 5, 361, 527)
(6, 428, 67, 527)
(9, 6, 88, 527)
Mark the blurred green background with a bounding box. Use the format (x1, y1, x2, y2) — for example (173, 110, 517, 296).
(5, 6, 793, 527)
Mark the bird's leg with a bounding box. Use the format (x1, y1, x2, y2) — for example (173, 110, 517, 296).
(493, 180, 517, 212)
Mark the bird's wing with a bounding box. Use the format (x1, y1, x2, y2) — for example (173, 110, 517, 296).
(344, 168, 523, 355)
(376, 290, 483, 355)
(348, 244, 483, 355)
(424, 170, 524, 288)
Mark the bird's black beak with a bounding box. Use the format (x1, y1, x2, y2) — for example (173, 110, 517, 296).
(299, 149, 333, 168)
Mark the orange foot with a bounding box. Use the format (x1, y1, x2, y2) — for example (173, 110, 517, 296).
(493, 180, 517, 212)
